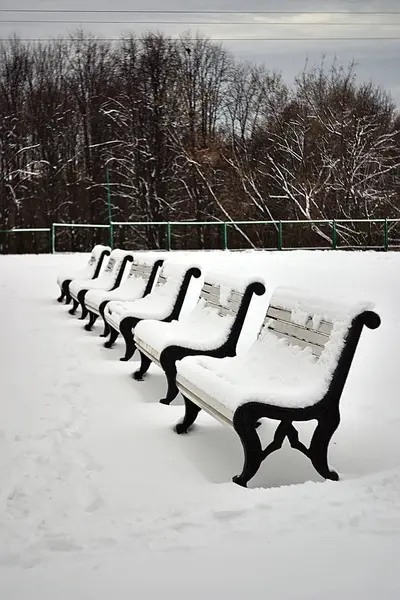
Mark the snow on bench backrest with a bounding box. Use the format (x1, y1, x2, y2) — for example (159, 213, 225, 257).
(261, 286, 375, 378)
(152, 262, 195, 295)
(200, 282, 244, 318)
(122, 256, 164, 295)
(57, 244, 110, 285)
(115, 260, 202, 321)
(96, 249, 133, 287)
(128, 261, 154, 280)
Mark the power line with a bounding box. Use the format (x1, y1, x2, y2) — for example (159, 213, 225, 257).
(1, 10, 400, 14)
(2, 20, 400, 25)
(1, 37, 399, 42)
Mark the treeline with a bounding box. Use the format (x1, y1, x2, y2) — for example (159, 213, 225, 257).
(1, 32, 400, 253)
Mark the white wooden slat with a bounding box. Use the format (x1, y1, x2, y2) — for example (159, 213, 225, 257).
(266, 306, 333, 336)
(210, 301, 235, 317)
(269, 329, 323, 357)
(200, 289, 221, 304)
(203, 282, 220, 295)
(177, 377, 233, 426)
(133, 262, 152, 272)
(105, 258, 116, 272)
(131, 264, 152, 278)
(267, 316, 329, 349)
(201, 294, 237, 316)
(156, 274, 168, 287)
(200, 289, 241, 316)
(225, 296, 241, 312)
(135, 337, 161, 364)
(229, 290, 244, 304)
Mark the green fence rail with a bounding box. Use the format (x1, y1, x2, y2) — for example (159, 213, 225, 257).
(1, 219, 400, 253)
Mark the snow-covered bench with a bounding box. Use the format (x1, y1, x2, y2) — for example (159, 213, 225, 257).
(174, 287, 381, 487)
(56, 244, 110, 304)
(68, 249, 134, 319)
(103, 262, 202, 362)
(132, 276, 265, 405)
(83, 257, 164, 334)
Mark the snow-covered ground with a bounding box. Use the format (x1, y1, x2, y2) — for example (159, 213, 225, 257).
(1, 250, 399, 599)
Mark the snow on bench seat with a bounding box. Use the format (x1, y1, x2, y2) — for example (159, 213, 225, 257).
(56, 244, 110, 303)
(175, 286, 381, 487)
(103, 261, 202, 362)
(132, 274, 265, 405)
(83, 256, 163, 333)
(68, 249, 133, 319)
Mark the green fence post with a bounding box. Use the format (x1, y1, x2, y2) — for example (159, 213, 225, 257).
(51, 223, 56, 253)
(384, 219, 388, 251)
(166, 222, 172, 251)
(332, 220, 337, 249)
(277, 221, 283, 250)
(110, 222, 114, 250)
(222, 222, 228, 250)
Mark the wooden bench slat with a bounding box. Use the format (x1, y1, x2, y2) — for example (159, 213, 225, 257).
(202, 298, 237, 317)
(131, 265, 153, 277)
(202, 282, 220, 295)
(266, 306, 333, 336)
(177, 377, 232, 426)
(200, 286, 243, 316)
(156, 274, 168, 286)
(267, 316, 330, 349)
(229, 290, 244, 304)
(104, 258, 116, 272)
(268, 329, 323, 357)
(225, 297, 241, 312)
(200, 289, 220, 303)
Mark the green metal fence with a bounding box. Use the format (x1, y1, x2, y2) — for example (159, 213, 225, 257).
(1, 219, 400, 253)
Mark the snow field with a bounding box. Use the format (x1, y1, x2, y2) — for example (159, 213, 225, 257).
(0, 250, 399, 599)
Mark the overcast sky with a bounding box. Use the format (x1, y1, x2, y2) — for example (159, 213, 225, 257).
(1, 0, 399, 105)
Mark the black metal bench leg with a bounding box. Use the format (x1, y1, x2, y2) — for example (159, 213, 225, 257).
(159, 362, 179, 405)
(59, 280, 71, 303)
(232, 408, 264, 488)
(133, 352, 152, 381)
(100, 321, 110, 338)
(119, 320, 136, 362)
(68, 299, 79, 315)
(175, 396, 201, 433)
(99, 302, 110, 337)
(77, 290, 88, 320)
(104, 327, 119, 348)
(160, 348, 182, 404)
(84, 311, 98, 331)
(308, 408, 340, 481)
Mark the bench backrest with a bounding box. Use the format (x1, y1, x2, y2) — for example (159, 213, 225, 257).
(97, 249, 134, 289)
(141, 262, 202, 321)
(184, 278, 265, 352)
(263, 304, 333, 358)
(155, 272, 169, 288)
(200, 282, 246, 318)
(260, 286, 380, 400)
(126, 258, 164, 296)
(80, 244, 111, 279)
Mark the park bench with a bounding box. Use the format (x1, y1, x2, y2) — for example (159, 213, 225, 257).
(132, 275, 265, 405)
(174, 287, 381, 487)
(56, 244, 110, 304)
(83, 257, 164, 334)
(68, 249, 134, 319)
(103, 262, 202, 362)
